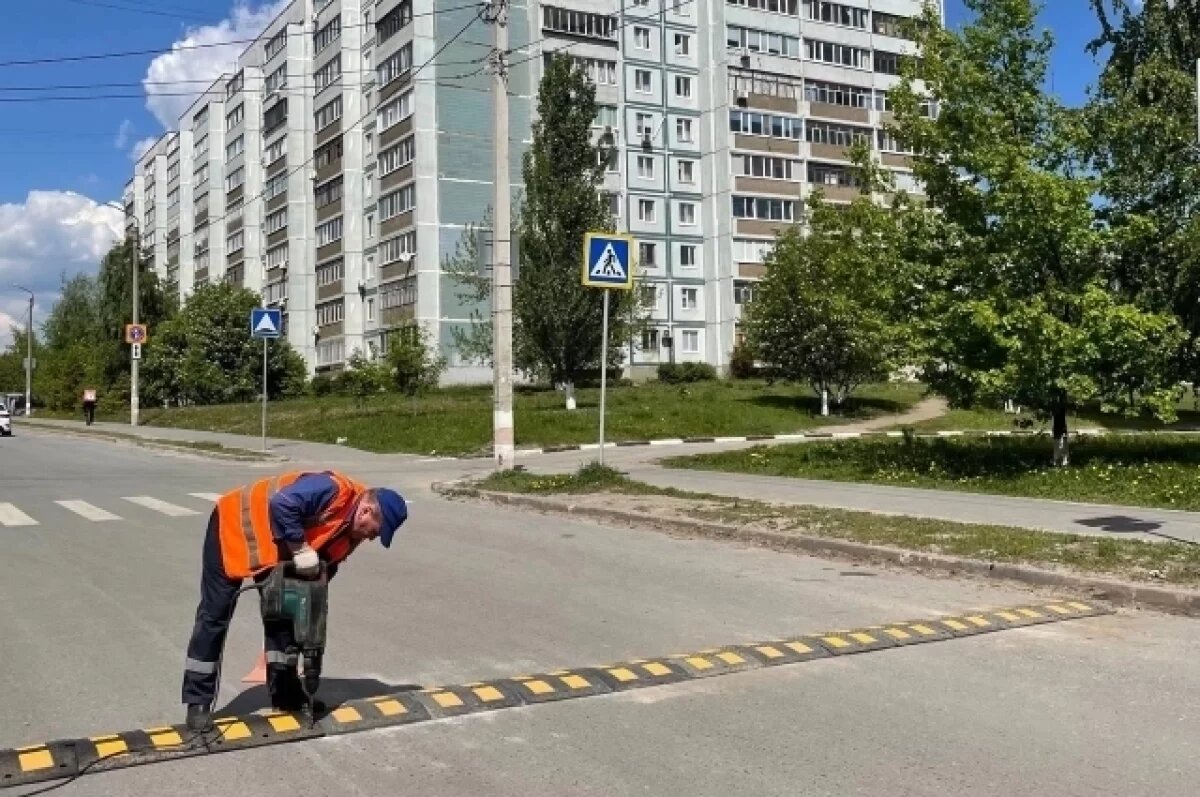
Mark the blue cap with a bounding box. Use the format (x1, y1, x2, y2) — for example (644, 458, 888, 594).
(376, 488, 408, 548)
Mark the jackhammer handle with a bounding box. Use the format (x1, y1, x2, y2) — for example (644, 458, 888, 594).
(281, 560, 327, 581)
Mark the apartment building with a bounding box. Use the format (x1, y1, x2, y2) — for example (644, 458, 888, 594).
(128, 0, 937, 381)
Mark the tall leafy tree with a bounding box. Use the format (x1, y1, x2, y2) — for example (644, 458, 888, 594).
(746, 150, 917, 415)
(891, 0, 1185, 463)
(94, 237, 174, 401)
(514, 54, 642, 390)
(1085, 0, 1200, 383)
(142, 282, 305, 406)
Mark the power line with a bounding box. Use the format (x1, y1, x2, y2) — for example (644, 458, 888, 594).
(0, 2, 484, 68)
(56, 0, 214, 22)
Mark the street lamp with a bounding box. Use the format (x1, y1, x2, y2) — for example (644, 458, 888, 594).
(104, 200, 139, 427)
(12, 284, 32, 417)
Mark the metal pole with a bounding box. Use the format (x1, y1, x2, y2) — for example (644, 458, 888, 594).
(489, 0, 515, 470)
(131, 233, 140, 427)
(262, 337, 268, 451)
(599, 289, 610, 466)
(24, 292, 32, 417)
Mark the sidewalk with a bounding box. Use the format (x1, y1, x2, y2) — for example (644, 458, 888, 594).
(622, 466, 1200, 546)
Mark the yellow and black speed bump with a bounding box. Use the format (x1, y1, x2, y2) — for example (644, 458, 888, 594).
(0, 600, 1111, 790)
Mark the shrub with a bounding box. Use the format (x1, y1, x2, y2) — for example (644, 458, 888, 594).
(657, 362, 718, 384)
(309, 374, 335, 397)
(729, 343, 758, 379)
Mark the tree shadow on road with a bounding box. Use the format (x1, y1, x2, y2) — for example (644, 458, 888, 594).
(216, 677, 422, 717)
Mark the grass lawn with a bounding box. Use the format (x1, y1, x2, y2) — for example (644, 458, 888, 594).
(665, 434, 1200, 511)
(470, 465, 1200, 586)
(91, 380, 925, 456)
(896, 395, 1200, 434)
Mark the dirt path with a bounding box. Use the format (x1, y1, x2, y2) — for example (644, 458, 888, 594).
(813, 395, 949, 434)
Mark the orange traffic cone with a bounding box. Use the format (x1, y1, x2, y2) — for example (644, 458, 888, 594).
(241, 649, 267, 684)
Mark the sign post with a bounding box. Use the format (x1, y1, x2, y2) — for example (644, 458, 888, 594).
(250, 308, 282, 452)
(582, 232, 634, 466)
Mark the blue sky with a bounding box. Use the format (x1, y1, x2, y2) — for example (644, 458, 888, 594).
(0, 0, 1108, 340)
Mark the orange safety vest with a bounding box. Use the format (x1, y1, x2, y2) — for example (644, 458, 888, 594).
(215, 470, 367, 579)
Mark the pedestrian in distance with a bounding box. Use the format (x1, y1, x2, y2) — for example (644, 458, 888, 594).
(81, 388, 97, 426)
(181, 470, 408, 732)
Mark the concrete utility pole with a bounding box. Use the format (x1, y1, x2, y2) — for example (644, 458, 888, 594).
(485, 0, 515, 470)
(13, 285, 32, 417)
(105, 200, 139, 427)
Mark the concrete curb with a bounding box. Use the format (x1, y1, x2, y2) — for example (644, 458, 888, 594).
(434, 483, 1200, 618)
(18, 421, 286, 463)
(448, 425, 1200, 460)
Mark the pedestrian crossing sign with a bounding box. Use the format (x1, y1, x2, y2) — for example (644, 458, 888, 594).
(582, 232, 634, 290)
(251, 307, 282, 339)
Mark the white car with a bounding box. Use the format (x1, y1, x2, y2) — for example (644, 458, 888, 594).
(0, 404, 10, 437)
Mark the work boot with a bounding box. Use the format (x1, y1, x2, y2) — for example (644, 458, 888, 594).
(185, 704, 213, 733)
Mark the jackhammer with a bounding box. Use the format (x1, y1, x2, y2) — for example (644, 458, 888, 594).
(257, 561, 329, 727)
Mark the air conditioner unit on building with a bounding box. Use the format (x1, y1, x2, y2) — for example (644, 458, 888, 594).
(735, 89, 749, 106)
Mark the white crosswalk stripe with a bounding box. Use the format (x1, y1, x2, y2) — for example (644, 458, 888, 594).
(0, 502, 37, 527)
(122, 496, 201, 517)
(56, 500, 121, 522)
(189, 492, 223, 503)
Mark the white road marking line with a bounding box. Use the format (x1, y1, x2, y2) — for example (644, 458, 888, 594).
(55, 500, 121, 522)
(122, 496, 201, 517)
(189, 493, 222, 502)
(0, 503, 37, 526)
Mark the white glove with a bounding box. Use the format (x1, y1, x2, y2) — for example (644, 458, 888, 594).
(292, 546, 320, 576)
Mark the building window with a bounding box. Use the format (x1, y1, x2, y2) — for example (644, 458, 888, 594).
(317, 259, 345, 286)
(224, 166, 244, 192)
(226, 71, 243, 99)
(380, 231, 417, 264)
(681, 329, 699, 353)
(317, 339, 345, 365)
(806, 120, 871, 147)
(266, 242, 288, 269)
(606, 192, 621, 218)
(563, 56, 617, 85)
(366, 214, 375, 237)
(265, 172, 288, 199)
(727, 0, 799, 13)
(734, 281, 759, 305)
(674, 33, 690, 56)
(365, 132, 374, 155)
(315, 137, 343, 169)
(873, 11, 906, 37)
(225, 104, 244, 130)
(595, 105, 619, 128)
(676, 117, 694, 143)
(316, 299, 345, 326)
(634, 26, 650, 49)
(637, 199, 656, 222)
(803, 0, 869, 29)
(366, 297, 375, 322)
(193, 163, 209, 186)
(314, 15, 341, 54)
(265, 137, 286, 165)
(264, 29, 287, 60)
(732, 195, 797, 220)
(378, 184, 416, 220)
(377, 44, 413, 86)
(635, 112, 655, 136)
(804, 79, 873, 108)
(677, 159, 694, 183)
(265, 64, 287, 93)
(377, 0, 413, 43)
(636, 155, 654, 179)
(680, 288, 698, 310)
(873, 50, 905, 76)
(805, 38, 870, 69)
(167, 187, 179, 209)
(263, 99, 288, 133)
(315, 96, 343, 131)
(314, 176, 344, 208)
(379, 136, 415, 175)
(226, 230, 244, 253)
(315, 55, 342, 91)
(194, 134, 208, 158)
(635, 69, 652, 93)
(679, 244, 697, 268)
(678, 202, 696, 225)
(641, 328, 660, 351)
(265, 208, 288, 234)
(726, 25, 801, 58)
(166, 161, 180, 182)
(316, 217, 344, 246)
(541, 6, 617, 40)
(379, 90, 413, 129)
(734, 153, 798, 179)
(674, 75, 692, 99)
(729, 110, 803, 139)
(639, 241, 656, 266)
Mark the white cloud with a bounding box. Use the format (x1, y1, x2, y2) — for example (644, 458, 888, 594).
(114, 119, 135, 149)
(0, 192, 122, 348)
(130, 137, 158, 162)
(142, 0, 291, 129)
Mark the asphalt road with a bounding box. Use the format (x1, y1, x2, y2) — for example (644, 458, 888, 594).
(1, 429, 1196, 795)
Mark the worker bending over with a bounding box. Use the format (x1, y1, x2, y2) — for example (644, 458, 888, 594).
(182, 470, 408, 732)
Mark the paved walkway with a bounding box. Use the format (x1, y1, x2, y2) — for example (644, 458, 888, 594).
(624, 466, 1200, 545)
(811, 395, 948, 434)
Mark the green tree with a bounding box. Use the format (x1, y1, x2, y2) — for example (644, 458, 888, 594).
(387, 324, 446, 396)
(142, 283, 305, 405)
(891, 0, 1186, 464)
(337, 349, 391, 406)
(1084, 0, 1200, 385)
(443, 211, 495, 366)
(514, 54, 642, 392)
(745, 150, 916, 415)
(94, 237, 173, 402)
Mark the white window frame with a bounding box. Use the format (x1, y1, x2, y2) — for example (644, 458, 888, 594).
(681, 329, 700, 353)
(678, 202, 696, 226)
(635, 69, 653, 94)
(636, 155, 654, 179)
(637, 199, 656, 222)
